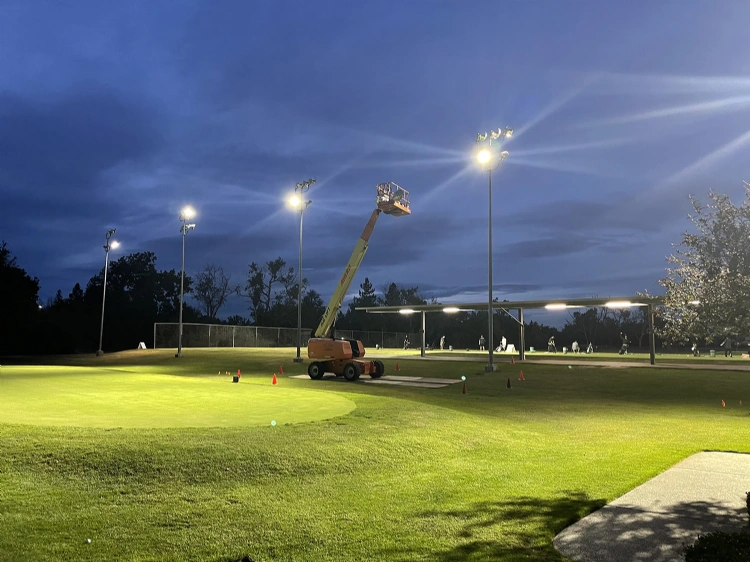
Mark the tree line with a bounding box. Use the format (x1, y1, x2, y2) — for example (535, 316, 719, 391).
(2, 183, 749, 356)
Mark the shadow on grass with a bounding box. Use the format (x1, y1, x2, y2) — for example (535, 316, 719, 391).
(404, 493, 606, 561)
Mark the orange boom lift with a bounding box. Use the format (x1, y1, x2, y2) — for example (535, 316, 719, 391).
(306, 182, 411, 380)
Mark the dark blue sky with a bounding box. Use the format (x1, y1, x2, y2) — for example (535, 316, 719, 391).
(2, 1, 749, 322)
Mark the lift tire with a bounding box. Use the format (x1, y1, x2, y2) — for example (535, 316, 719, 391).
(343, 362, 361, 381)
(371, 360, 385, 379)
(308, 362, 325, 380)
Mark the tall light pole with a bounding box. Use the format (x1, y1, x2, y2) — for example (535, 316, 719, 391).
(476, 127, 512, 372)
(289, 178, 315, 363)
(176, 206, 196, 358)
(96, 229, 120, 357)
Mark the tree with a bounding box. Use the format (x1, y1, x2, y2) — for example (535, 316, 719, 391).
(244, 258, 299, 326)
(339, 277, 378, 330)
(0, 241, 41, 355)
(659, 186, 750, 344)
(193, 264, 238, 320)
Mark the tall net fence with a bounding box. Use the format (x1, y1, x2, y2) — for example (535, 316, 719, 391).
(153, 323, 421, 350)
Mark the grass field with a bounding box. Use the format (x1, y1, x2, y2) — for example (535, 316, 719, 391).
(1, 348, 748, 561)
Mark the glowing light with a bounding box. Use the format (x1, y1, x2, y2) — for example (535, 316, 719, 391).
(477, 149, 492, 164)
(443, 307, 461, 313)
(288, 194, 300, 208)
(181, 206, 196, 220)
(605, 301, 632, 308)
(399, 309, 416, 315)
(689, 300, 700, 305)
(110, 240, 120, 250)
(544, 303, 567, 310)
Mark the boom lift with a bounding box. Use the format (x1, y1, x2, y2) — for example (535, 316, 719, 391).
(307, 182, 411, 381)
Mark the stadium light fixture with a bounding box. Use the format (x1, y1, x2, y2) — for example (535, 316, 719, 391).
(605, 300, 632, 308)
(544, 303, 567, 310)
(291, 179, 315, 363)
(96, 228, 119, 357)
(176, 208, 197, 358)
(475, 126, 513, 372)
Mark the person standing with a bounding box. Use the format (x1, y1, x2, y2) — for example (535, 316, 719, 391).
(548, 336, 556, 353)
(403, 335, 410, 350)
(479, 335, 486, 351)
(500, 335, 507, 352)
(721, 335, 734, 357)
(440, 335, 446, 350)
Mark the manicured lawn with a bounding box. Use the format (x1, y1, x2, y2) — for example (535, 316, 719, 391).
(1, 348, 748, 561)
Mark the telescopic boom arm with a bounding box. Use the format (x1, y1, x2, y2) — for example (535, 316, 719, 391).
(314, 209, 382, 338)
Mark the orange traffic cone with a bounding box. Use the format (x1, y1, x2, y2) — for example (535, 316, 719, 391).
(510, 357, 515, 364)
(506, 378, 511, 389)
(519, 370, 525, 381)
(279, 365, 284, 374)
(396, 362, 400, 371)
(272, 373, 278, 385)
(237, 369, 241, 378)
(721, 399, 726, 407)
(462, 381, 467, 394)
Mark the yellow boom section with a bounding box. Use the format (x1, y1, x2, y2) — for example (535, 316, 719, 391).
(314, 209, 382, 338)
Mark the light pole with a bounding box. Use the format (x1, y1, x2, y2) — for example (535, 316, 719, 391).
(289, 179, 315, 362)
(176, 206, 196, 358)
(96, 229, 119, 356)
(476, 127, 512, 372)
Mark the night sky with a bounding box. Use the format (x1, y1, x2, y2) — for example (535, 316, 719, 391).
(2, 1, 749, 323)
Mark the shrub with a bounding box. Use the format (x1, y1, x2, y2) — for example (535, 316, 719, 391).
(683, 530, 750, 561)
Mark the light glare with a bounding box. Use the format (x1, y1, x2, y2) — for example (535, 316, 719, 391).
(110, 240, 120, 250)
(181, 206, 196, 219)
(605, 300, 632, 308)
(544, 303, 567, 310)
(399, 309, 416, 315)
(443, 307, 460, 313)
(477, 149, 492, 164)
(288, 194, 300, 208)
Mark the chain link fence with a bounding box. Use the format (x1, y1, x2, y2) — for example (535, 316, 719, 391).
(153, 323, 421, 350)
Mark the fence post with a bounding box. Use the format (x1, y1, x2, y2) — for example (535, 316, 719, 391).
(153, 323, 157, 350)
(232, 326, 235, 348)
(208, 324, 211, 348)
(255, 326, 258, 348)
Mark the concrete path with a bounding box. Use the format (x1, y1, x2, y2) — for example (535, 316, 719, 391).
(554, 452, 750, 562)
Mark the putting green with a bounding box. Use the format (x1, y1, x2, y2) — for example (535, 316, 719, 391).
(0, 366, 355, 428)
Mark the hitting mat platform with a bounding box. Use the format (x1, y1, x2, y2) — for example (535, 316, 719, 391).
(289, 374, 461, 389)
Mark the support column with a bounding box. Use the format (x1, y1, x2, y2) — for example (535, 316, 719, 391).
(519, 308, 525, 361)
(648, 304, 656, 365)
(420, 311, 426, 357)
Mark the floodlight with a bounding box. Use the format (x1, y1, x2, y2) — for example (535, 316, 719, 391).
(490, 129, 501, 140)
(399, 309, 416, 314)
(477, 149, 492, 164)
(476, 132, 488, 142)
(504, 127, 513, 138)
(186, 223, 196, 230)
(605, 300, 632, 308)
(289, 194, 300, 208)
(181, 206, 196, 220)
(107, 228, 116, 236)
(544, 303, 567, 310)
(443, 307, 460, 313)
(110, 240, 120, 250)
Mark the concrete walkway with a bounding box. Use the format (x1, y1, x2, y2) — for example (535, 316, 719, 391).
(553, 452, 750, 562)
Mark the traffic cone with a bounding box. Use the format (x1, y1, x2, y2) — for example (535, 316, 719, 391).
(462, 381, 467, 394)
(721, 399, 725, 408)
(507, 378, 511, 389)
(396, 362, 400, 371)
(510, 357, 515, 365)
(237, 369, 241, 378)
(519, 370, 525, 381)
(279, 365, 284, 374)
(272, 373, 278, 385)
